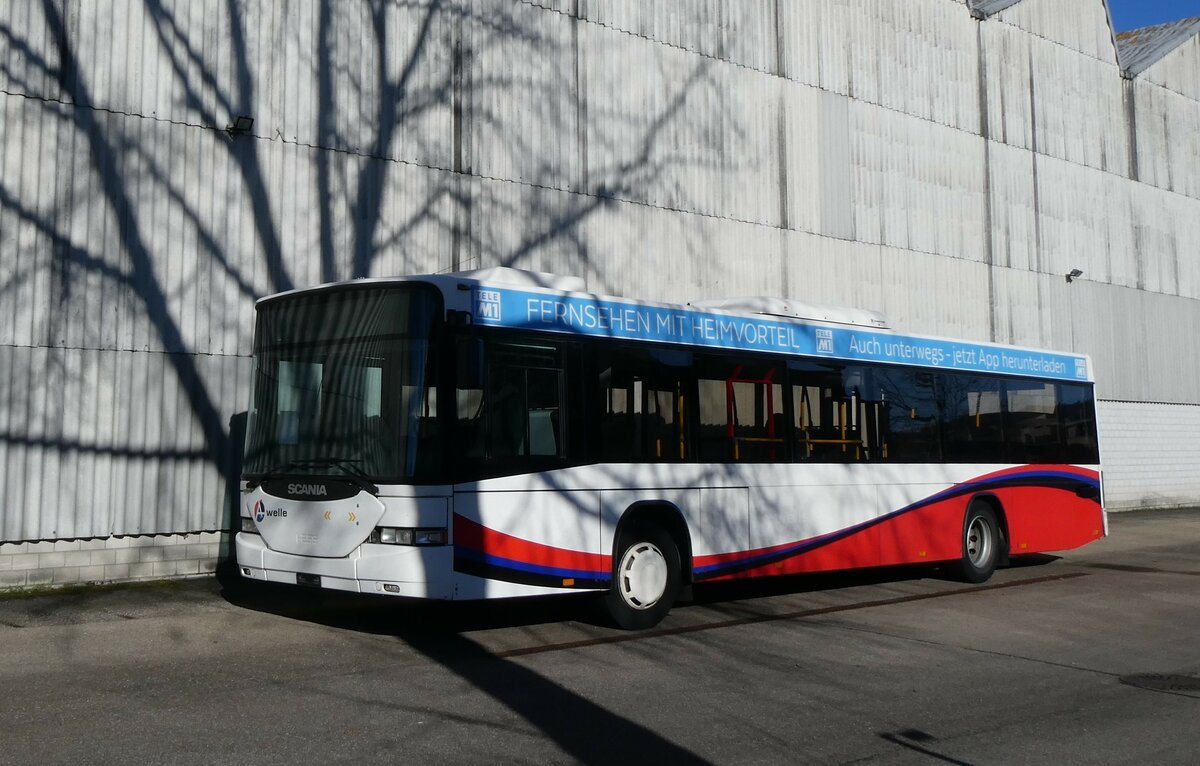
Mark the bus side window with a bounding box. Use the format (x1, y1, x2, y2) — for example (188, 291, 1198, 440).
(524, 367, 561, 456)
(940, 373, 1005, 463)
(455, 337, 487, 459)
(455, 337, 565, 467)
(875, 367, 940, 462)
(1005, 381, 1058, 463)
(1057, 383, 1100, 464)
(696, 356, 784, 462)
(789, 362, 874, 462)
(596, 347, 690, 462)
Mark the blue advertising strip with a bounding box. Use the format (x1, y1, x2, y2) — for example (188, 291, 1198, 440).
(472, 287, 1091, 382)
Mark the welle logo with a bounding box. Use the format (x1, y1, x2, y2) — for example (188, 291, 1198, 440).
(254, 499, 286, 523)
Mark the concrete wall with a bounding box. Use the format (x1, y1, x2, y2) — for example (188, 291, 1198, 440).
(1, 0, 1198, 586)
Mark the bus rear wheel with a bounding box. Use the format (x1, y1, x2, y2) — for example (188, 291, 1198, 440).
(957, 502, 1000, 583)
(605, 524, 681, 630)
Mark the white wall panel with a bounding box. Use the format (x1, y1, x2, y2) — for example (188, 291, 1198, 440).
(589, 1, 982, 133)
(1143, 294, 1200, 402)
(578, 202, 707, 302)
(994, 0, 1118, 62)
(981, 21, 1035, 149)
(1034, 155, 1122, 285)
(464, 0, 582, 191)
(1133, 79, 1200, 200)
(842, 0, 980, 132)
(1100, 171, 1138, 289)
(781, 230, 886, 320)
(580, 22, 782, 228)
(876, 248, 979, 338)
(850, 101, 987, 260)
(1068, 282, 1200, 404)
(22, 1, 459, 171)
(982, 19, 1127, 176)
(580, 0, 778, 75)
(986, 140, 1038, 273)
(1081, 281, 1148, 399)
(1, 95, 49, 349)
(775, 0, 821, 86)
(570, 197, 786, 303)
(455, 174, 598, 280)
(815, 0, 853, 96)
(1130, 183, 1200, 299)
(780, 85, 861, 240)
(1028, 42, 1126, 175)
(990, 266, 1042, 348)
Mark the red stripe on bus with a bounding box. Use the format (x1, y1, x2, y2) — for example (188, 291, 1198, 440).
(454, 514, 611, 574)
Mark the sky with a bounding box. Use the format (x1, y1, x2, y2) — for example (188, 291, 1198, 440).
(1107, 0, 1200, 31)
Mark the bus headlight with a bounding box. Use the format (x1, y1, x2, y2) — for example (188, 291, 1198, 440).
(240, 516, 259, 534)
(371, 527, 447, 546)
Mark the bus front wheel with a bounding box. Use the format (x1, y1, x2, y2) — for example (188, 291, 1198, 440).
(957, 502, 1000, 583)
(605, 524, 681, 630)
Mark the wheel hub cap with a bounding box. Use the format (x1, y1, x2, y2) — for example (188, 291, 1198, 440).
(618, 542, 668, 609)
(967, 517, 992, 566)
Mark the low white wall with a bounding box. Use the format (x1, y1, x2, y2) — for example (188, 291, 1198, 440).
(1098, 400, 1200, 511)
(0, 532, 227, 590)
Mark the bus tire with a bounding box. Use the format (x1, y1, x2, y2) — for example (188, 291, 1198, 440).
(957, 502, 1000, 583)
(605, 524, 681, 630)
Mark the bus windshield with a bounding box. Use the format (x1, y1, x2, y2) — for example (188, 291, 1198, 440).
(243, 285, 441, 483)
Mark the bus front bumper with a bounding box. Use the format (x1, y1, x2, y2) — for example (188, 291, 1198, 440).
(235, 532, 454, 599)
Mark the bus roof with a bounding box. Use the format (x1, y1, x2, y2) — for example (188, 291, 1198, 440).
(258, 268, 1095, 384)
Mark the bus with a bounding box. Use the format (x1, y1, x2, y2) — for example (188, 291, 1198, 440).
(236, 267, 1104, 629)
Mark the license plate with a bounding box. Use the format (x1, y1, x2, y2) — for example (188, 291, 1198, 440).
(296, 573, 321, 588)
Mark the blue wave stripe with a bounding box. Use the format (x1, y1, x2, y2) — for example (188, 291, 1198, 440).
(694, 468, 1098, 579)
(906, 469, 1099, 511)
(455, 546, 610, 581)
(694, 518, 889, 576)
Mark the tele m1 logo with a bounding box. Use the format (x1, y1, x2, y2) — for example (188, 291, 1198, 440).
(475, 289, 502, 321)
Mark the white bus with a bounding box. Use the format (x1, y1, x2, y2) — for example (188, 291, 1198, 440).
(236, 268, 1104, 629)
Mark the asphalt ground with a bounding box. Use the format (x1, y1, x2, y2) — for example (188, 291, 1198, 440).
(2, 508, 1199, 765)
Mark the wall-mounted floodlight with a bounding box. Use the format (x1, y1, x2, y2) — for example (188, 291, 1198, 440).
(1066, 268, 1084, 283)
(226, 115, 254, 136)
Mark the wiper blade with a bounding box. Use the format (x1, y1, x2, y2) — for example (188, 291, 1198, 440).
(245, 456, 379, 495)
(315, 456, 380, 496)
(245, 458, 309, 490)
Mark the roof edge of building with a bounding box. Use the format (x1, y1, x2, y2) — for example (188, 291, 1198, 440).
(968, 0, 1122, 71)
(1117, 17, 1200, 77)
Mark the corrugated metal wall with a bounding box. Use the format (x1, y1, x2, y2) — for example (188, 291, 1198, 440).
(2, 0, 1199, 544)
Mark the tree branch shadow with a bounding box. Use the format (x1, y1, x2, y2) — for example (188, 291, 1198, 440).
(31, 0, 230, 473)
(400, 629, 711, 765)
(219, 579, 710, 764)
(6, 0, 740, 751)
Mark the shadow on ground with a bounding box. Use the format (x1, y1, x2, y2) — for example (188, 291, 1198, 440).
(215, 554, 1062, 639)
